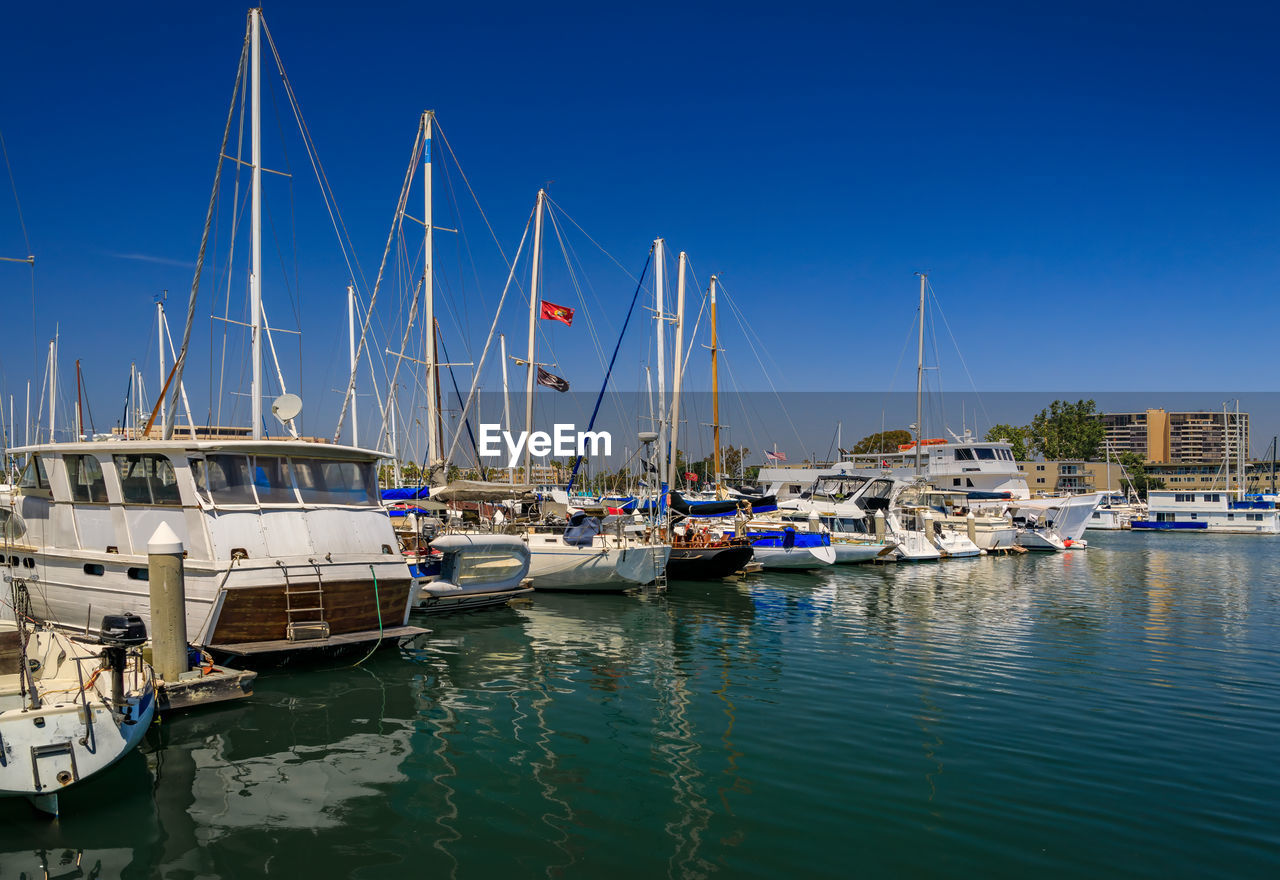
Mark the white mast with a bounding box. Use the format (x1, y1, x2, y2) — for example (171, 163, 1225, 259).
(160, 311, 197, 439)
(24, 381, 29, 446)
(654, 238, 667, 488)
(668, 250, 687, 489)
(249, 7, 264, 440)
(1236, 399, 1245, 500)
(914, 272, 927, 474)
(48, 332, 57, 442)
(645, 366, 654, 436)
(500, 333, 513, 483)
(127, 363, 135, 436)
(422, 110, 440, 469)
(522, 189, 546, 479)
(348, 283, 359, 447)
(1222, 401, 1230, 493)
(157, 296, 166, 435)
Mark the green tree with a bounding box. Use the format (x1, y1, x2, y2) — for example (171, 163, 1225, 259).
(984, 424, 1033, 460)
(1029, 399, 1105, 461)
(850, 429, 913, 455)
(1116, 452, 1165, 500)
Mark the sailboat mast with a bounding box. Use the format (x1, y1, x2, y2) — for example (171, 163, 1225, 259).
(654, 239, 667, 489)
(347, 284, 359, 446)
(501, 333, 513, 483)
(422, 110, 440, 468)
(157, 297, 166, 435)
(75, 359, 84, 441)
(1236, 399, 1244, 500)
(49, 333, 57, 442)
(914, 272, 927, 474)
(249, 7, 263, 440)
(522, 189, 546, 479)
(668, 251, 687, 489)
(710, 275, 722, 500)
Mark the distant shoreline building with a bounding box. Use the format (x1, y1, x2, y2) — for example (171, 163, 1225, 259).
(1099, 408, 1249, 463)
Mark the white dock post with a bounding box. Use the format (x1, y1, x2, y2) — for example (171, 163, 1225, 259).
(966, 511, 978, 545)
(874, 510, 886, 543)
(148, 523, 188, 682)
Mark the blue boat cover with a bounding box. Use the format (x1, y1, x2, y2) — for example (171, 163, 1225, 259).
(563, 512, 603, 547)
(382, 486, 431, 501)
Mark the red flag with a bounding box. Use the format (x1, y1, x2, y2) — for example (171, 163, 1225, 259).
(684, 472, 698, 480)
(540, 301, 574, 326)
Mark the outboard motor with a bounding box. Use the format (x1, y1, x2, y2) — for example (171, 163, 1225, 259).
(99, 613, 147, 708)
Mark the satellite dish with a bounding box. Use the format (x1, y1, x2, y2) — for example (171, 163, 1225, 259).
(271, 393, 303, 423)
(638, 431, 658, 444)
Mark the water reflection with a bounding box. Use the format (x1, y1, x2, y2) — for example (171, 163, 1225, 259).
(1, 533, 1277, 877)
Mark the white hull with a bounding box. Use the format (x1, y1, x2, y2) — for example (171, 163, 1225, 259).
(4, 549, 410, 647)
(523, 533, 670, 590)
(1, 626, 155, 815)
(831, 541, 892, 564)
(1016, 529, 1066, 551)
(935, 533, 982, 557)
(751, 544, 836, 569)
(412, 581, 533, 613)
(1001, 493, 1101, 541)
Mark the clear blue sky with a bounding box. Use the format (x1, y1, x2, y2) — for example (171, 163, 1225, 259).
(1, 1, 1277, 447)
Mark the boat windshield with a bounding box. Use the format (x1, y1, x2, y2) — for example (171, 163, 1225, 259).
(192, 454, 379, 507)
(812, 476, 867, 499)
(114, 454, 182, 505)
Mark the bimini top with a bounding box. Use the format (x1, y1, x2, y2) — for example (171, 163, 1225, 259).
(11, 437, 387, 463)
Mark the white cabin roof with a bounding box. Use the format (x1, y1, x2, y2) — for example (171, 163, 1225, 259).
(12, 438, 386, 462)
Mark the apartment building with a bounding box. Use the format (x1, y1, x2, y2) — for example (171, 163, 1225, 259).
(1099, 408, 1249, 463)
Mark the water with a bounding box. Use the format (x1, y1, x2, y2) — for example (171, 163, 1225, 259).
(3, 531, 1279, 878)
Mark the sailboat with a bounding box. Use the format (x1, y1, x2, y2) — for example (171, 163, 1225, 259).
(2, 9, 421, 662)
(424, 194, 668, 591)
(367, 111, 535, 612)
(665, 269, 760, 579)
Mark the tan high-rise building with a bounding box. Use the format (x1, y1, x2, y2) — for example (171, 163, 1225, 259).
(1099, 408, 1248, 463)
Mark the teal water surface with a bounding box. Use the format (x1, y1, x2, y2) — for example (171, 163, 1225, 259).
(2, 531, 1278, 878)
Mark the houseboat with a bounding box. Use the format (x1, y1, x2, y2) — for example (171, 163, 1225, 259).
(1131, 491, 1280, 534)
(1, 440, 422, 662)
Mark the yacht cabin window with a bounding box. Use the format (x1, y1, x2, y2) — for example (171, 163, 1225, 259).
(66, 454, 109, 503)
(197, 455, 257, 505)
(976, 448, 996, 460)
(18, 455, 49, 489)
(954, 448, 975, 461)
(292, 459, 378, 506)
(192, 454, 379, 507)
(252, 456, 299, 504)
(113, 454, 181, 505)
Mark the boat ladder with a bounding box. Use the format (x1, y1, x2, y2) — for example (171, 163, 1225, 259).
(279, 561, 330, 641)
(650, 552, 668, 591)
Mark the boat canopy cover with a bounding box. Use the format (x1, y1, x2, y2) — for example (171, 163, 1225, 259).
(563, 512, 603, 547)
(430, 480, 535, 502)
(965, 490, 1013, 500)
(381, 486, 431, 501)
(670, 490, 778, 518)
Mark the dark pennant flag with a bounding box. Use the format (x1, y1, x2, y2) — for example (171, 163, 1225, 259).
(536, 367, 570, 392)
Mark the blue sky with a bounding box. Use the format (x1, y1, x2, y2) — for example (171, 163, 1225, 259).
(1, 1, 1277, 449)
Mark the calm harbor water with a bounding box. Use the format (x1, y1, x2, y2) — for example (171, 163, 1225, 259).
(2, 531, 1279, 878)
